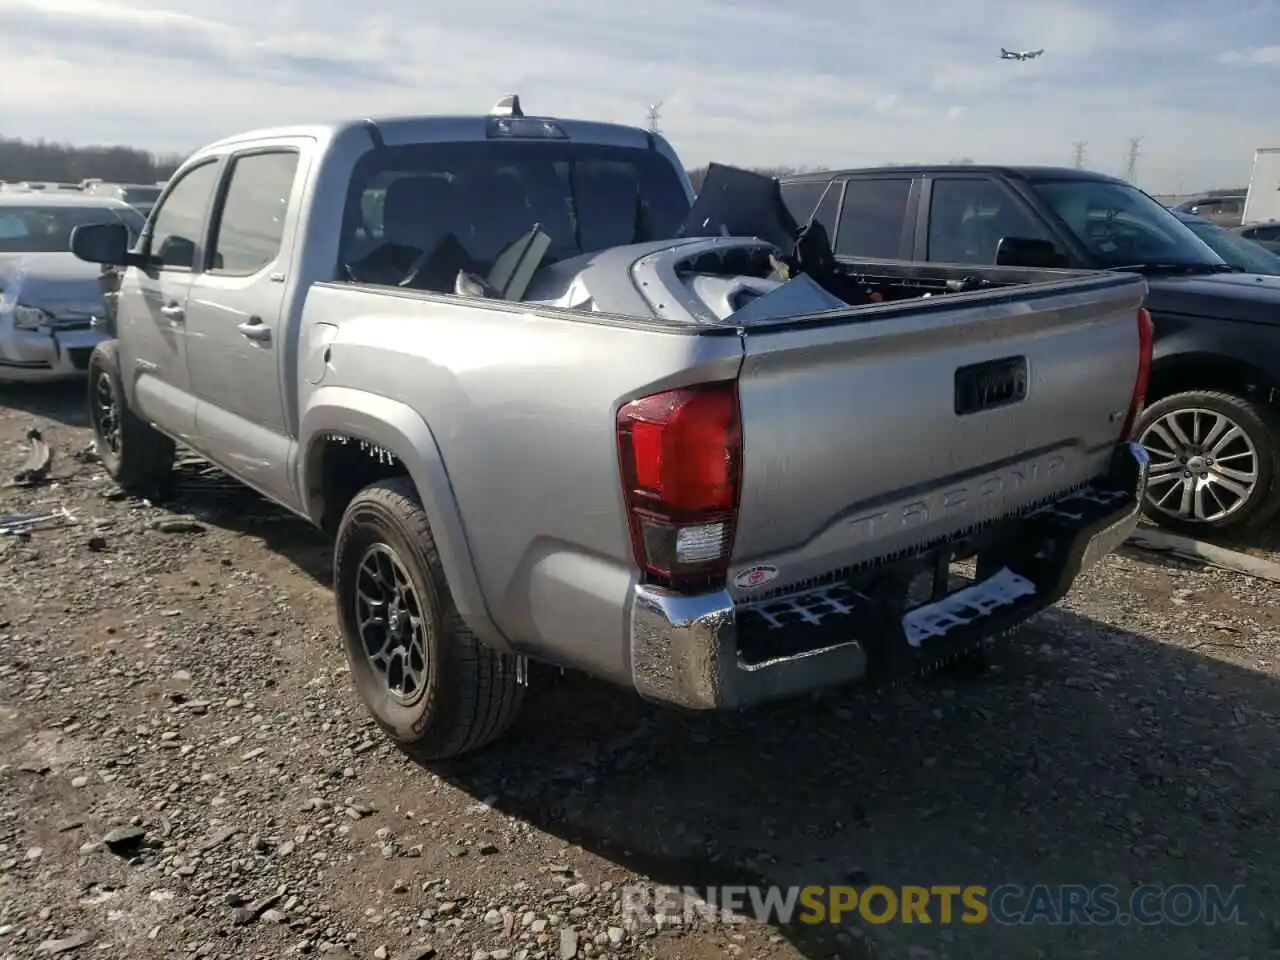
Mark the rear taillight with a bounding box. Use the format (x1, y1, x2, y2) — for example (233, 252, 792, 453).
(1120, 306, 1154, 440)
(616, 380, 742, 592)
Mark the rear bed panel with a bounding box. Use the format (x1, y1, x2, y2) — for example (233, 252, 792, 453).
(729, 273, 1147, 598)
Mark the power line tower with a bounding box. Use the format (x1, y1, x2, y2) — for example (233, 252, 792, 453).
(1124, 136, 1143, 183)
(1071, 141, 1087, 169)
(645, 101, 663, 134)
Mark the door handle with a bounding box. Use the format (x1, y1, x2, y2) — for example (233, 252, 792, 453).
(237, 317, 271, 343)
(159, 302, 184, 320)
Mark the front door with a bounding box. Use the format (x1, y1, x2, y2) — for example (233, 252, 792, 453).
(117, 158, 222, 442)
(182, 145, 306, 509)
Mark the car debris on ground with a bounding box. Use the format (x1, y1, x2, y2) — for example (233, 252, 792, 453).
(8, 427, 51, 487)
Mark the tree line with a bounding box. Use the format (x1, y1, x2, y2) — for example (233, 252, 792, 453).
(0, 133, 812, 190)
(0, 133, 975, 194)
(0, 135, 185, 185)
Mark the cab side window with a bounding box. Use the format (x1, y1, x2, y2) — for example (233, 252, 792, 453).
(208, 151, 299, 275)
(148, 161, 220, 269)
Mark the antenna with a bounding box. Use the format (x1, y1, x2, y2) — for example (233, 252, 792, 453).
(491, 94, 523, 118)
(645, 101, 663, 134)
(1124, 136, 1143, 183)
(1071, 141, 1087, 169)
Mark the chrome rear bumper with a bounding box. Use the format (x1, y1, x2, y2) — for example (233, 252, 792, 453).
(629, 441, 1149, 710)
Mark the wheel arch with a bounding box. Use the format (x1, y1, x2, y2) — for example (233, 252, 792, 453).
(298, 386, 511, 652)
(1148, 349, 1280, 411)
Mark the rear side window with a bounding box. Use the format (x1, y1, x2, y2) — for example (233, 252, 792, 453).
(209, 151, 299, 275)
(779, 181, 828, 226)
(835, 179, 911, 258)
(811, 184, 840, 238)
(339, 141, 690, 287)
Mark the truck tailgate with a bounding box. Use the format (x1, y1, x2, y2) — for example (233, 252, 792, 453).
(730, 273, 1147, 594)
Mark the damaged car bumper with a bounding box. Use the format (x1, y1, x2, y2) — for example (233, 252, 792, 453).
(0, 322, 105, 383)
(629, 441, 1150, 710)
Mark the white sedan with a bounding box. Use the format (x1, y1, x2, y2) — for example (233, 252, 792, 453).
(0, 193, 145, 383)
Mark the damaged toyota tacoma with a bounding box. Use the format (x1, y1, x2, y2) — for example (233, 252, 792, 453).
(69, 97, 1152, 759)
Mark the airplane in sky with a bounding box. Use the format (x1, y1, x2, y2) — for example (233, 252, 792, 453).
(1000, 48, 1044, 60)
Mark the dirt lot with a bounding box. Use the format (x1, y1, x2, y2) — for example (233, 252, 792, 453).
(1, 383, 1279, 960)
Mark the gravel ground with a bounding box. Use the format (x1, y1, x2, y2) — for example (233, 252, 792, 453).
(1, 382, 1279, 960)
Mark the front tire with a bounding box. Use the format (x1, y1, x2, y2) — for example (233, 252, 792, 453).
(86, 341, 175, 497)
(333, 478, 525, 761)
(1134, 390, 1280, 536)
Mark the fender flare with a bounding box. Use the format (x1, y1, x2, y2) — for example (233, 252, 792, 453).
(1151, 332, 1280, 402)
(298, 385, 510, 651)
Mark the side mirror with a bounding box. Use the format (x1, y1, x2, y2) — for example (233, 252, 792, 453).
(995, 236, 1069, 269)
(70, 221, 131, 265)
(156, 235, 195, 269)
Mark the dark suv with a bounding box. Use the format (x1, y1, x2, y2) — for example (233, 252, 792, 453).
(1171, 195, 1246, 228)
(1234, 222, 1280, 254)
(779, 166, 1280, 537)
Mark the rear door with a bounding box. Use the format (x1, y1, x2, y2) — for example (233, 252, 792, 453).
(831, 176, 919, 260)
(117, 158, 223, 440)
(183, 142, 309, 508)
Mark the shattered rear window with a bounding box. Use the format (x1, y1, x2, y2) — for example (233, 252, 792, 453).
(339, 139, 690, 275)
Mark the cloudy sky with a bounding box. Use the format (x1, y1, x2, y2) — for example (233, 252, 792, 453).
(1, 0, 1276, 193)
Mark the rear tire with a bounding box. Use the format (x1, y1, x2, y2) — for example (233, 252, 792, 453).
(1134, 390, 1280, 536)
(333, 477, 525, 761)
(86, 341, 175, 498)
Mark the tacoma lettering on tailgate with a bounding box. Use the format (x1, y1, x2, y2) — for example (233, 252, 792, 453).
(844, 452, 1068, 541)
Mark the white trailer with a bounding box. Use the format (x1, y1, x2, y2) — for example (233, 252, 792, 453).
(1242, 147, 1280, 224)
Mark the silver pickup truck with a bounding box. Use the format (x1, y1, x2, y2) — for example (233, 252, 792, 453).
(69, 97, 1152, 759)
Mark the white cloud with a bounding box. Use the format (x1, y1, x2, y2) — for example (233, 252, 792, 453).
(1218, 46, 1280, 65)
(0, 0, 1274, 192)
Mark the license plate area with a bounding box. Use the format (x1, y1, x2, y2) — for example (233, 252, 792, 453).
(902, 547, 977, 611)
(954, 355, 1027, 415)
(901, 565, 1036, 648)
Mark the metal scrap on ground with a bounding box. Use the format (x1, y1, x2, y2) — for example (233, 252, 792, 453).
(0, 507, 74, 535)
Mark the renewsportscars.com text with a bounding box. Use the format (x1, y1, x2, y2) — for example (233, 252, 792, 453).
(621, 883, 1247, 927)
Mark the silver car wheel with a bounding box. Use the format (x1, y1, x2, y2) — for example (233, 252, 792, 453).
(1139, 407, 1259, 524)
